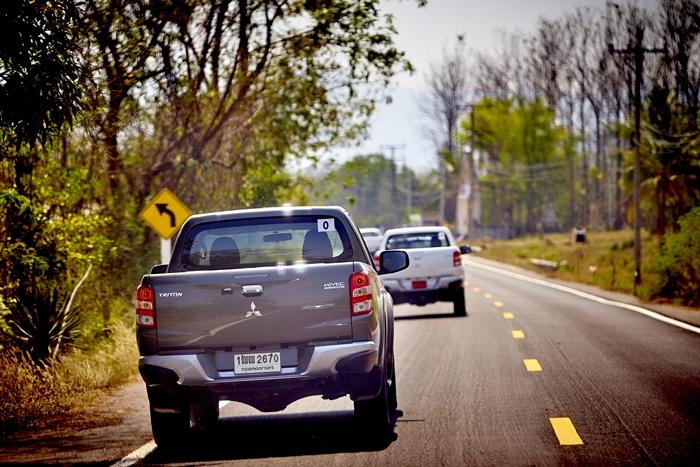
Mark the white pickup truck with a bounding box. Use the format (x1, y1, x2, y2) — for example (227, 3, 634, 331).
(375, 226, 470, 316)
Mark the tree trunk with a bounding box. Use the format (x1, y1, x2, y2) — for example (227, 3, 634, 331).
(105, 86, 127, 200)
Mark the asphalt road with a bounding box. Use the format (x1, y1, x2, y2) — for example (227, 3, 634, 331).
(3, 259, 700, 465)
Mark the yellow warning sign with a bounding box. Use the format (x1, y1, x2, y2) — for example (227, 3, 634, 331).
(139, 188, 192, 239)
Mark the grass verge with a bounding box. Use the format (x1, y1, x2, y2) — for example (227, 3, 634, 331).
(0, 320, 139, 438)
(474, 229, 664, 300)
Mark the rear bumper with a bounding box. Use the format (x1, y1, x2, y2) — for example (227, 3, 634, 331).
(384, 275, 463, 305)
(139, 341, 381, 411)
(140, 341, 378, 385)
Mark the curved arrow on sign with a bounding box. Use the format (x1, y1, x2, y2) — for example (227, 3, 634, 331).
(155, 203, 176, 227)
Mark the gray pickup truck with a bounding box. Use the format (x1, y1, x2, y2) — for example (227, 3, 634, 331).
(136, 206, 408, 447)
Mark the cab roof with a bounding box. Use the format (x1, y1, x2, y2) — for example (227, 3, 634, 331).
(183, 205, 349, 224)
(383, 225, 453, 236)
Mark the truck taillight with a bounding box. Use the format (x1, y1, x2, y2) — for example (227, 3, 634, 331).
(350, 271, 373, 316)
(453, 250, 462, 267)
(136, 285, 157, 329)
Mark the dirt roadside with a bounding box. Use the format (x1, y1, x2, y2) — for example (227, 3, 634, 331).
(0, 377, 152, 465)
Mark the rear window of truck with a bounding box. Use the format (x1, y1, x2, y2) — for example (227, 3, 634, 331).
(175, 216, 353, 271)
(385, 231, 450, 249)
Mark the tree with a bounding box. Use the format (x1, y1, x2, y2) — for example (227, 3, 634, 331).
(315, 153, 437, 228)
(0, 0, 81, 191)
(459, 98, 572, 236)
(316, 154, 402, 227)
(78, 0, 408, 210)
(659, 0, 700, 112)
(641, 87, 700, 236)
(0, 0, 88, 363)
(420, 41, 469, 225)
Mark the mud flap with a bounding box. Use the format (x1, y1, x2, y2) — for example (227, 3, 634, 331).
(349, 366, 383, 401)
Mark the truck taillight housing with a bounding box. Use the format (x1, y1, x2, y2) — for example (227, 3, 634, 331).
(453, 250, 462, 267)
(350, 271, 373, 316)
(136, 285, 157, 328)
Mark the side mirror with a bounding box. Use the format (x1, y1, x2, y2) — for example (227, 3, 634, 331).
(379, 250, 409, 274)
(150, 264, 168, 274)
(459, 245, 472, 255)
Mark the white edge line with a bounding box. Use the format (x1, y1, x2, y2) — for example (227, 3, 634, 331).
(465, 259, 700, 335)
(111, 401, 231, 466)
(111, 441, 156, 467)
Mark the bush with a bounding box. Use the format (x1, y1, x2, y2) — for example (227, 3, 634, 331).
(0, 320, 138, 437)
(652, 207, 700, 305)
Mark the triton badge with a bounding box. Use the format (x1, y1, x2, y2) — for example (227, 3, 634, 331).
(245, 301, 262, 318)
(159, 292, 183, 298)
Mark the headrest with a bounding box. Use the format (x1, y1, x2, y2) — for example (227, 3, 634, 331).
(302, 230, 333, 261)
(209, 237, 240, 267)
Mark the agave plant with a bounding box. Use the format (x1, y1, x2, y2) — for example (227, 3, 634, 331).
(4, 283, 80, 364)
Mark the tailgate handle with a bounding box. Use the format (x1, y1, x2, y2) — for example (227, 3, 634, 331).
(241, 284, 263, 297)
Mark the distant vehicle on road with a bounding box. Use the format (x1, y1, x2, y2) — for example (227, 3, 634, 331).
(376, 226, 470, 316)
(136, 206, 409, 448)
(360, 227, 383, 253)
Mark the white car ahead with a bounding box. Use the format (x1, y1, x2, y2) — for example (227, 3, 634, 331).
(375, 226, 470, 316)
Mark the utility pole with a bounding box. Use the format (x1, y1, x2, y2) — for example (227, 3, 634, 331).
(608, 25, 665, 294)
(405, 163, 412, 221)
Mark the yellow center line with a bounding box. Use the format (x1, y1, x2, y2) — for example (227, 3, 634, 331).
(502, 312, 514, 320)
(494, 301, 504, 307)
(473, 287, 481, 292)
(523, 359, 542, 372)
(512, 330, 525, 339)
(484, 293, 493, 299)
(549, 417, 584, 445)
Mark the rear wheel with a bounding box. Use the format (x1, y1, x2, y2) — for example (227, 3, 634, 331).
(453, 287, 467, 316)
(354, 367, 391, 437)
(388, 358, 398, 413)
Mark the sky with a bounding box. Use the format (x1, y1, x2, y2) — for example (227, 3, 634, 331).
(328, 0, 656, 172)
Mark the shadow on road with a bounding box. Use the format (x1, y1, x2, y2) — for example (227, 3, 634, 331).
(142, 409, 401, 464)
(395, 312, 462, 321)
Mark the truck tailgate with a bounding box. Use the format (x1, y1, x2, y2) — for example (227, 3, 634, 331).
(383, 247, 458, 280)
(149, 263, 355, 351)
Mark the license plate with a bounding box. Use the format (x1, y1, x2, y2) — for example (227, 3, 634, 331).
(234, 352, 281, 375)
(412, 280, 427, 289)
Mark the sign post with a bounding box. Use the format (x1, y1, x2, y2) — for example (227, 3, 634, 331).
(139, 188, 192, 264)
(160, 238, 172, 264)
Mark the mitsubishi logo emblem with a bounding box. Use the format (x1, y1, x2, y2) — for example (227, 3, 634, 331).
(245, 301, 262, 318)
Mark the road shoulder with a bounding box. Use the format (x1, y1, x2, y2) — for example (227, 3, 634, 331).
(0, 377, 151, 464)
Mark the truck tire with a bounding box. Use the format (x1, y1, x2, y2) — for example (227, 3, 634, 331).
(354, 367, 391, 437)
(453, 287, 467, 316)
(150, 405, 190, 449)
(388, 359, 398, 413)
